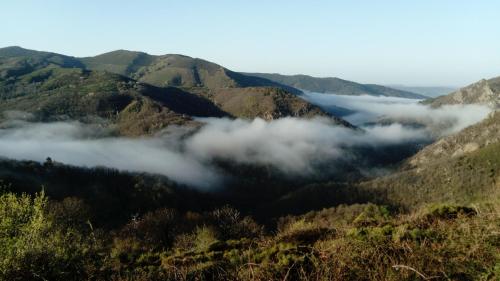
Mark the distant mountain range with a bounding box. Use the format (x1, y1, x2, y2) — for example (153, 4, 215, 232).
(245, 73, 429, 99)
(387, 85, 456, 98)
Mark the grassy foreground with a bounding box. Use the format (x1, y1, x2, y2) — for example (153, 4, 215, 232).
(0, 188, 498, 281)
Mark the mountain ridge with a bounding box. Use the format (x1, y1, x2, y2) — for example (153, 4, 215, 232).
(1, 46, 426, 100)
(80, 49, 304, 95)
(424, 76, 500, 108)
(0, 47, 353, 134)
(406, 110, 500, 169)
(358, 77, 500, 209)
(245, 72, 429, 99)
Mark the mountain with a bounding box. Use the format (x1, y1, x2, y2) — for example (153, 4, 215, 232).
(0, 46, 84, 80)
(1, 47, 499, 281)
(80, 50, 303, 95)
(404, 77, 500, 186)
(0, 47, 353, 134)
(407, 111, 500, 168)
(387, 85, 456, 98)
(362, 138, 500, 209)
(245, 73, 429, 99)
(0, 65, 229, 136)
(424, 76, 500, 108)
(358, 74, 500, 208)
(360, 110, 500, 209)
(188, 86, 352, 126)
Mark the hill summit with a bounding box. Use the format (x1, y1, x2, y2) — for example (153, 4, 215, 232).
(0, 46, 353, 135)
(425, 76, 500, 108)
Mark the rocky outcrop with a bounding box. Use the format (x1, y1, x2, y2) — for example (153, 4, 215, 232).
(407, 111, 500, 168)
(425, 77, 500, 108)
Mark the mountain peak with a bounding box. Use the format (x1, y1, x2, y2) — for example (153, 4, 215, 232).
(93, 49, 149, 57)
(0, 46, 41, 57)
(0, 45, 24, 50)
(425, 76, 500, 108)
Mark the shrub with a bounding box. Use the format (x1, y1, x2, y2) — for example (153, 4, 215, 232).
(209, 206, 263, 240)
(277, 219, 335, 244)
(47, 197, 92, 230)
(421, 204, 477, 222)
(0, 191, 99, 281)
(118, 208, 181, 251)
(352, 204, 391, 227)
(194, 226, 219, 253)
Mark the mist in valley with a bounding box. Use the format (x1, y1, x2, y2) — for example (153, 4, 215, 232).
(0, 94, 492, 189)
(301, 92, 492, 135)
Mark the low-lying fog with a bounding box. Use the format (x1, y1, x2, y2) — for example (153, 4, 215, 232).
(0, 93, 492, 189)
(301, 92, 490, 136)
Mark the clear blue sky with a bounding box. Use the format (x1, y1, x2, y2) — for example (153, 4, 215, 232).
(2, 0, 500, 86)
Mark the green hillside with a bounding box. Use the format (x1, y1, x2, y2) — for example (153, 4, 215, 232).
(408, 111, 500, 167)
(79, 50, 155, 76)
(0, 151, 498, 280)
(0, 46, 83, 81)
(0, 47, 352, 134)
(81, 50, 303, 95)
(189, 86, 353, 126)
(361, 140, 500, 209)
(0, 65, 228, 135)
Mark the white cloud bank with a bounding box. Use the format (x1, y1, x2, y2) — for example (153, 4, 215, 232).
(301, 92, 492, 135)
(0, 94, 492, 189)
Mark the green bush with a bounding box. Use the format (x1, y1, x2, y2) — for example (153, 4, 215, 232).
(422, 204, 477, 222)
(0, 191, 101, 281)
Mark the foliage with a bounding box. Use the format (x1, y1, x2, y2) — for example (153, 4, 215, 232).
(0, 185, 498, 280)
(0, 191, 103, 281)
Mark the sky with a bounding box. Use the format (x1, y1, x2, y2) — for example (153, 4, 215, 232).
(2, 0, 500, 87)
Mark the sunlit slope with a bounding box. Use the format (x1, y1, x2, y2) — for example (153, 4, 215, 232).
(0, 47, 354, 134)
(424, 76, 500, 108)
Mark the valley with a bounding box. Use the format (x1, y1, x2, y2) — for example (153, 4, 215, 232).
(0, 46, 499, 281)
